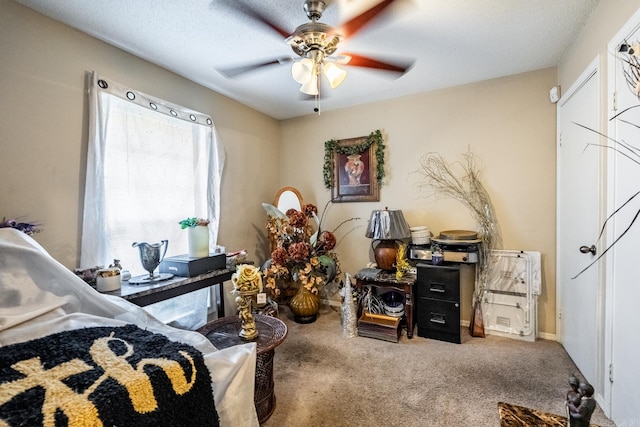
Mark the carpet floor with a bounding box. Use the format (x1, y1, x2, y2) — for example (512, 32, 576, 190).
(261, 305, 615, 427)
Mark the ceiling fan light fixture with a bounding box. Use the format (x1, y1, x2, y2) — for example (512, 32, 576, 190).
(292, 58, 314, 84)
(324, 61, 347, 88)
(300, 74, 319, 95)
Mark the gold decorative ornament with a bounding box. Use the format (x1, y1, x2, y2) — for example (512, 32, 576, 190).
(395, 243, 411, 280)
(231, 264, 263, 340)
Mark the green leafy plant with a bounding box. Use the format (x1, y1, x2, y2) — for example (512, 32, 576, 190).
(179, 217, 209, 229)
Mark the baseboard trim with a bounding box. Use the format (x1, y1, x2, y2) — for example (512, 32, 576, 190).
(538, 331, 556, 341)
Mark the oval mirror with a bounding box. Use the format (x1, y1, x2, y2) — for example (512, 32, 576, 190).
(274, 187, 303, 214)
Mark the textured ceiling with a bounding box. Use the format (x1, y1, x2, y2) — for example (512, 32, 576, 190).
(15, 0, 599, 120)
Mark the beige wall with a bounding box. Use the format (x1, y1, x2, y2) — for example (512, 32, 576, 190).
(4, 0, 637, 338)
(279, 0, 640, 339)
(0, 1, 281, 275)
(559, 0, 640, 94)
(281, 68, 558, 335)
(0, 0, 559, 336)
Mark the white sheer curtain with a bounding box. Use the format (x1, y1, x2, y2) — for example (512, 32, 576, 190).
(81, 72, 225, 276)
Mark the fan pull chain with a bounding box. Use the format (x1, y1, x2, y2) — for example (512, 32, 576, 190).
(313, 77, 321, 114)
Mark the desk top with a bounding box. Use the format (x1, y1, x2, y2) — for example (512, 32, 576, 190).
(354, 268, 416, 285)
(104, 268, 232, 305)
(197, 315, 288, 354)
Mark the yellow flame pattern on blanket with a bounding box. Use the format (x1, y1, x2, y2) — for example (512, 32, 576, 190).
(0, 332, 197, 427)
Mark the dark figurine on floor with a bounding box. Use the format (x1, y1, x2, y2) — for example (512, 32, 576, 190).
(566, 378, 596, 427)
(566, 374, 581, 407)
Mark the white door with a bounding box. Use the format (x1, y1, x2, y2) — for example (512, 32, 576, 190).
(607, 12, 640, 424)
(557, 60, 601, 389)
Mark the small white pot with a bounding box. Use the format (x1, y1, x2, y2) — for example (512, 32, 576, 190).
(96, 268, 121, 292)
(188, 225, 209, 258)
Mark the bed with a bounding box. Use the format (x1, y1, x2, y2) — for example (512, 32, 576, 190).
(0, 228, 259, 426)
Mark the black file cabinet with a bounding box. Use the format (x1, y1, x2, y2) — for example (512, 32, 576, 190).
(416, 263, 462, 344)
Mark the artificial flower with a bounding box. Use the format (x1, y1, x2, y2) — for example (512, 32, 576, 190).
(231, 264, 263, 293)
(178, 217, 210, 229)
(262, 203, 340, 297)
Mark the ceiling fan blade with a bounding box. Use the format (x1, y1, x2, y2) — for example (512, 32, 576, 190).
(337, 0, 400, 39)
(341, 53, 413, 74)
(218, 57, 294, 78)
(224, 2, 291, 39)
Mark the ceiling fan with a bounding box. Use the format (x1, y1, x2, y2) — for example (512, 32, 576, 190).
(218, 0, 413, 99)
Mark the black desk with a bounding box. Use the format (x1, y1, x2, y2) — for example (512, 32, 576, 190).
(106, 268, 232, 316)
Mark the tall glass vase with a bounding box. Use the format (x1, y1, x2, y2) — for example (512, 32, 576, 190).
(289, 283, 320, 324)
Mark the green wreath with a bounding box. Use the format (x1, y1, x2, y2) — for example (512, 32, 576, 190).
(323, 130, 385, 189)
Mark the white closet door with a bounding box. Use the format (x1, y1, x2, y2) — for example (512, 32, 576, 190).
(556, 60, 601, 390)
(607, 10, 640, 424)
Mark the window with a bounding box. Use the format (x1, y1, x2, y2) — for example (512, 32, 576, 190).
(81, 72, 224, 278)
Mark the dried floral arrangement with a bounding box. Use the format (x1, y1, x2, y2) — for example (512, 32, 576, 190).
(619, 41, 640, 96)
(0, 217, 41, 235)
(262, 200, 360, 299)
(570, 41, 640, 278)
(415, 151, 502, 300)
(262, 202, 340, 297)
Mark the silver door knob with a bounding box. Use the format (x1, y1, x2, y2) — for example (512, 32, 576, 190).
(579, 245, 596, 255)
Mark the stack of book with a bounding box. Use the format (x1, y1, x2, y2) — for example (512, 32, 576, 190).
(357, 312, 401, 343)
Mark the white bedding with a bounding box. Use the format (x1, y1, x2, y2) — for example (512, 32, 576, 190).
(0, 228, 259, 426)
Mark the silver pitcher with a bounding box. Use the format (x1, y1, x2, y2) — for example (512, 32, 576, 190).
(132, 240, 168, 279)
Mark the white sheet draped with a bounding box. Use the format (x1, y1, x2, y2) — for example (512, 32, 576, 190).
(0, 229, 258, 426)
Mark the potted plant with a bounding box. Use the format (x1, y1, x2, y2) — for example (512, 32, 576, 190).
(261, 203, 341, 323)
(179, 217, 210, 258)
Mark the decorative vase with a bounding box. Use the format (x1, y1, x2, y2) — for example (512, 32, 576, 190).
(289, 283, 320, 324)
(188, 225, 209, 258)
(469, 298, 486, 338)
(344, 154, 365, 186)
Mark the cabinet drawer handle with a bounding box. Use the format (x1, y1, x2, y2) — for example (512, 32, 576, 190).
(429, 282, 446, 293)
(430, 313, 446, 324)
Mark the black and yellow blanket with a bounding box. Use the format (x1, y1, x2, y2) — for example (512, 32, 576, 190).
(0, 324, 219, 427)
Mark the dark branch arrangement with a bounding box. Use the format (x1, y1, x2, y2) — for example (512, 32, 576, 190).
(571, 41, 640, 278)
(415, 150, 502, 300)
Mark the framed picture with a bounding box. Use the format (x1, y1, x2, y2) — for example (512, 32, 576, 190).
(331, 136, 380, 202)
